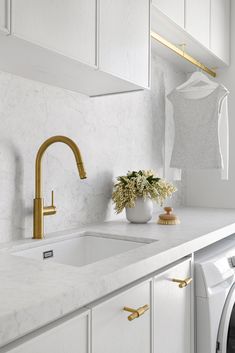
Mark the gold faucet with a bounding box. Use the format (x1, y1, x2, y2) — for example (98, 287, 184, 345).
(33, 136, 86, 239)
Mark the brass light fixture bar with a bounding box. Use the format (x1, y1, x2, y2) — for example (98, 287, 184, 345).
(151, 31, 216, 78)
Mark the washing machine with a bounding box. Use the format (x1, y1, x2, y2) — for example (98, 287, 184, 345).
(195, 236, 235, 353)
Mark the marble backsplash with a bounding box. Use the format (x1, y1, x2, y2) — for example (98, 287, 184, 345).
(0, 54, 185, 242)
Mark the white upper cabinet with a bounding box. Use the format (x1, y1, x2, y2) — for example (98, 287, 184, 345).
(152, 0, 185, 28)
(11, 0, 96, 67)
(185, 0, 210, 48)
(99, 0, 150, 88)
(152, 0, 230, 65)
(210, 0, 230, 64)
(0, 0, 150, 95)
(0, 0, 10, 34)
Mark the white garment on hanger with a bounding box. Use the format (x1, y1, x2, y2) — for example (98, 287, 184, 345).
(167, 72, 229, 180)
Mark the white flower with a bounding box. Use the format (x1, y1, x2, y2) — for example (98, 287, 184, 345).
(112, 170, 177, 213)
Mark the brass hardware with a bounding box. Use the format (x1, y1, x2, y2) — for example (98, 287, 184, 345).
(179, 43, 186, 55)
(43, 191, 56, 216)
(151, 31, 216, 78)
(172, 277, 193, 288)
(33, 136, 87, 239)
(123, 304, 150, 321)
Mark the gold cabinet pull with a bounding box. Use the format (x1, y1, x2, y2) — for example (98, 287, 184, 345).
(172, 277, 192, 288)
(123, 304, 150, 321)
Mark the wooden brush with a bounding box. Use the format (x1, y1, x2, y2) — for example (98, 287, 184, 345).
(157, 207, 180, 225)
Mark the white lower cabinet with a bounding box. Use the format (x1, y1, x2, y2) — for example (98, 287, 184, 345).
(3, 259, 193, 353)
(153, 258, 192, 353)
(91, 280, 152, 353)
(4, 309, 90, 353)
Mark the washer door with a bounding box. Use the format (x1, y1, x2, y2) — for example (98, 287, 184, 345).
(217, 283, 235, 352)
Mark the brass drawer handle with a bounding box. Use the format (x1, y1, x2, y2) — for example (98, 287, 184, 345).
(123, 304, 150, 321)
(172, 277, 192, 288)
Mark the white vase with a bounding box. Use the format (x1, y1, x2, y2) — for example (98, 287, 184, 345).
(125, 197, 153, 224)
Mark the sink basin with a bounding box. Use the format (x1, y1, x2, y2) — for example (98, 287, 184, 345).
(13, 234, 151, 267)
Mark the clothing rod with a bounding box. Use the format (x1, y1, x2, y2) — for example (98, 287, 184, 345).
(151, 31, 216, 78)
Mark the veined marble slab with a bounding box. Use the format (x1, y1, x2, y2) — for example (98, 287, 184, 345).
(0, 207, 235, 348)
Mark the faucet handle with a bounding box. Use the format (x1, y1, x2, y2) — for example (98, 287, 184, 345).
(51, 190, 55, 207)
(44, 190, 56, 216)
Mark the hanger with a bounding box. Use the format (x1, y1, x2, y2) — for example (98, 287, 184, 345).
(176, 70, 218, 91)
(174, 70, 229, 110)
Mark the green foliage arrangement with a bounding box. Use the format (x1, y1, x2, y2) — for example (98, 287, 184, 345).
(112, 170, 177, 214)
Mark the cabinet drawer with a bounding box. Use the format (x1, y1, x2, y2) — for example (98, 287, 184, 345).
(154, 258, 192, 353)
(91, 280, 152, 353)
(4, 309, 90, 353)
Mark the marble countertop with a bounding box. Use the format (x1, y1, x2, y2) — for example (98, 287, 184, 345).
(1, 207, 235, 348)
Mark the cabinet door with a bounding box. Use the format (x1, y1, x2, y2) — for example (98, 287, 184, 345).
(92, 280, 152, 353)
(210, 0, 230, 64)
(152, 0, 184, 28)
(154, 258, 192, 353)
(0, 0, 10, 34)
(99, 0, 150, 88)
(185, 0, 210, 48)
(11, 0, 96, 66)
(5, 310, 90, 353)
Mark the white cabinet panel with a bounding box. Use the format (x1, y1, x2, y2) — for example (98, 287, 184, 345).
(11, 0, 96, 66)
(185, 0, 210, 48)
(92, 280, 152, 353)
(154, 258, 192, 353)
(99, 0, 150, 88)
(152, 0, 184, 28)
(211, 0, 230, 64)
(6, 310, 90, 353)
(0, 0, 10, 34)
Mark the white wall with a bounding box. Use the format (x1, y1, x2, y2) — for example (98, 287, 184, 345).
(0, 54, 185, 243)
(185, 1, 235, 208)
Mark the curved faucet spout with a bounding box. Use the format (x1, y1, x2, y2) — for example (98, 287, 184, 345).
(35, 135, 86, 198)
(33, 135, 86, 239)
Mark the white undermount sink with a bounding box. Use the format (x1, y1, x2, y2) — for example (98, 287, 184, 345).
(13, 233, 153, 268)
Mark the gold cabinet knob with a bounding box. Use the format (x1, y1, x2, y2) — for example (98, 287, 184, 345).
(172, 277, 192, 288)
(123, 304, 150, 321)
